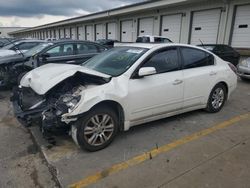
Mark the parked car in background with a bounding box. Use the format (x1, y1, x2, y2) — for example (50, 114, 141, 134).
(197, 44, 240, 66)
(237, 57, 250, 80)
(96, 39, 119, 48)
(136, 35, 172, 43)
(0, 38, 19, 48)
(0, 40, 107, 87)
(12, 43, 237, 151)
(0, 43, 52, 87)
(0, 39, 44, 57)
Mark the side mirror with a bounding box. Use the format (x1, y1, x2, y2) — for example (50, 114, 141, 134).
(40, 53, 50, 61)
(138, 67, 156, 77)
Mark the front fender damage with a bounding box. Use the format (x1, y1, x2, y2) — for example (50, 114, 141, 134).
(12, 72, 110, 136)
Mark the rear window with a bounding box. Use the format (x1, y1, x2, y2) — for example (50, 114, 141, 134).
(136, 37, 150, 43)
(154, 37, 172, 43)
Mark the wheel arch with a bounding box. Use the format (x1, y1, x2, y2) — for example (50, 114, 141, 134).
(90, 100, 125, 131)
(216, 81, 229, 99)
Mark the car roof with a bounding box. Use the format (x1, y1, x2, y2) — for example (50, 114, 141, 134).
(14, 39, 45, 43)
(197, 44, 229, 47)
(137, 35, 169, 38)
(51, 39, 103, 44)
(115, 43, 204, 50)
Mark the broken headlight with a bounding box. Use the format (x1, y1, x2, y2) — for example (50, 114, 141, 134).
(56, 85, 85, 115)
(62, 94, 81, 111)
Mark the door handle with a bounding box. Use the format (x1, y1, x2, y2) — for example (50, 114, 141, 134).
(66, 60, 76, 64)
(173, 79, 183, 85)
(209, 71, 217, 76)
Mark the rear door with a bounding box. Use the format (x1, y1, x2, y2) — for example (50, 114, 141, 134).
(128, 47, 183, 121)
(180, 47, 218, 108)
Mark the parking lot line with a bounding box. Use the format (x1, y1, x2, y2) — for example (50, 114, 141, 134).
(69, 112, 250, 188)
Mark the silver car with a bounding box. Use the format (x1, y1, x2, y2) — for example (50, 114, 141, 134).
(238, 57, 250, 80)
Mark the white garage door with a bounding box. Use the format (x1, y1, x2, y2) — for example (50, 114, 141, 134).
(138, 17, 154, 36)
(77, 26, 85, 40)
(95, 24, 103, 40)
(161, 14, 182, 43)
(231, 5, 250, 48)
(43, 31, 46, 39)
(107, 22, 117, 40)
(49, 30, 52, 38)
(55, 30, 60, 39)
(60, 29, 64, 39)
(65, 28, 71, 38)
(190, 9, 221, 45)
(121, 20, 133, 42)
(71, 27, 77, 39)
(86, 25, 94, 41)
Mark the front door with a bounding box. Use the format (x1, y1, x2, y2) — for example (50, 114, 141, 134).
(127, 47, 183, 121)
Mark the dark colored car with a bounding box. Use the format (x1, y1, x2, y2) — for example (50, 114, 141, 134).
(197, 44, 240, 66)
(1, 39, 44, 51)
(0, 38, 18, 48)
(95, 39, 119, 48)
(0, 40, 107, 87)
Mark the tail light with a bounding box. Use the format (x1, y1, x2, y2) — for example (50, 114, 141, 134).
(228, 62, 237, 74)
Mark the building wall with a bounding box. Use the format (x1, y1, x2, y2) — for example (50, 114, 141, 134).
(10, 0, 250, 49)
(0, 27, 28, 38)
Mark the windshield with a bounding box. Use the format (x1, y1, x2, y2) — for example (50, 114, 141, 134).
(24, 43, 53, 56)
(82, 47, 148, 76)
(1, 42, 16, 49)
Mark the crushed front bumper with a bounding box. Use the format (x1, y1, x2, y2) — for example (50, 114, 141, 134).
(11, 87, 46, 126)
(11, 87, 71, 134)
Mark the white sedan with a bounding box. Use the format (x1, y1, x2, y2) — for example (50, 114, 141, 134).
(14, 43, 237, 151)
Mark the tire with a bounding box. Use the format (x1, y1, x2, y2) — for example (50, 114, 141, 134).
(206, 83, 227, 113)
(75, 105, 119, 151)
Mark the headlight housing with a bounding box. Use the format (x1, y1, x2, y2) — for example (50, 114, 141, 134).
(62, 94, 81, 111)
(239, 58, 250, 68)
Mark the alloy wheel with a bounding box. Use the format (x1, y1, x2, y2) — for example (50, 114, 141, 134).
(211, 88, 224, 109)
(83, 114, 114, 146)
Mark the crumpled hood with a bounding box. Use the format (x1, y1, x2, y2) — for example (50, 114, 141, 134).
(0, 53, 26, 65)
(0, 49, 18, 57)
(20, 63, 111, 95)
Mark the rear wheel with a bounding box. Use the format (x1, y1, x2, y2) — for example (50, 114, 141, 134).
(206, 83, 227, 113)
(74, 106, 119, 151)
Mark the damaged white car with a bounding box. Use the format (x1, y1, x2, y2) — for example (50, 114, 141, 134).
(12, 43, 237, 151)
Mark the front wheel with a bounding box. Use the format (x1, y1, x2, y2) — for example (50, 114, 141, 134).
(74, 106, 119, 151)
(206, 83, 227, 113)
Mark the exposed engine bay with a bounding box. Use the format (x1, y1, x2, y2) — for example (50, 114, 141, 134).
(12, 72, 109, 135)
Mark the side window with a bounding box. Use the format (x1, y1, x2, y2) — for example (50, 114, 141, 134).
(15, 42, 39, 50)
(181, 47, 214, 69)
(46, 44, 74, 57)
(97, 45, 107, 52)
(142, 48, 179, 73)
(62, 44, 74, 55)
(154, 37, 163, 43)
(46, 46, 61, 57)
(76, 43, 98, 54)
